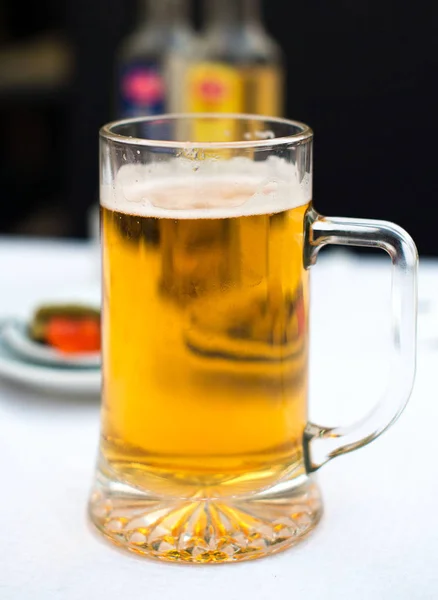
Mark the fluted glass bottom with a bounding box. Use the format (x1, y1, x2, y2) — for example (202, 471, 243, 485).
(88, 462, 323, 564)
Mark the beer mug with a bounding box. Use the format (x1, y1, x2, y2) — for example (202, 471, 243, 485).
(89, 115, 417, 563)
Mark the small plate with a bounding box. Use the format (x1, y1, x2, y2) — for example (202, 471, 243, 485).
(0, 333, 101, 396)
(1, 320, 101, 368)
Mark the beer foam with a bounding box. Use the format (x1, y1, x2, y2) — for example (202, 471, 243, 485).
(101, 156, 311, 219)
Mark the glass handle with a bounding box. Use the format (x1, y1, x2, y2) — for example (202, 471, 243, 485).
(303, 209, 418, 472)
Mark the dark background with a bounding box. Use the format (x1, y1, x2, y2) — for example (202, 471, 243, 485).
(0, 0, 437, 253)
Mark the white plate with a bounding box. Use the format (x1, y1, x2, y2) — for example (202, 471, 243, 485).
(0, 335, 101, 396)
(1, 320, 101, 368)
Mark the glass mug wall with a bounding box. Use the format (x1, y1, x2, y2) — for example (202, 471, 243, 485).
(89, 115, 417, 563)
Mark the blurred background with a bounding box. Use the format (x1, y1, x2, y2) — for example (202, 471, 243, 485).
(0, 0, 437, 253)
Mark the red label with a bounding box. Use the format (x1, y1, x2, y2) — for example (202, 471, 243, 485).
(197, 79, 228, 103)
(122, 69, 165, 105)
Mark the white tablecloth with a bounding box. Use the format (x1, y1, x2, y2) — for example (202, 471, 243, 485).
(0, 237, 437, 600)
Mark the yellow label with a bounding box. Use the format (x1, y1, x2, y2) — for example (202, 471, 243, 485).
(187, 63, 243, 113)
(184, 62, 284, 144)
(186, 63, 244, 143)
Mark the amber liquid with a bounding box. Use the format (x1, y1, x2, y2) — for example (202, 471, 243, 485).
(101, 183, 310, 494)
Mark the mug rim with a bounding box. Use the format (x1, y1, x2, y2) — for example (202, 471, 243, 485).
(100, 113, 313, 150)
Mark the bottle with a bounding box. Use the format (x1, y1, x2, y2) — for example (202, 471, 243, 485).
(116, 0, 196, 118)
(185, 0, 284, 117)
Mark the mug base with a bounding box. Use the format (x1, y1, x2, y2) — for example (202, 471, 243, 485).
(88, 466, 323, 564)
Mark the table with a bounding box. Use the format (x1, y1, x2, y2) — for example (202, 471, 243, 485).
(0, 237, 437, 600)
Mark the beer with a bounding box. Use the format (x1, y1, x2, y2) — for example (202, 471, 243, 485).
(100, 177, 310, 495)
(90, 114, 416, 564)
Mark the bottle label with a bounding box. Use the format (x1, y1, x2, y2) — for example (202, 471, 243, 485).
(187, 63, 244, 113)
(119, 61, 166, 118)
(185, 63, 244, 143)
(186, 63, 283, 117)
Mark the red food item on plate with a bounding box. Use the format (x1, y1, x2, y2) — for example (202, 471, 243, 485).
(46, 317, 101, 354)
